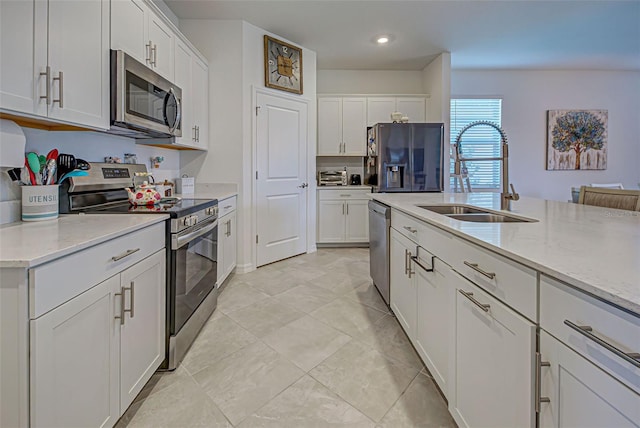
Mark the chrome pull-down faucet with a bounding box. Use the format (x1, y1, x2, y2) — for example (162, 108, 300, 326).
(454, 121, 519, 211)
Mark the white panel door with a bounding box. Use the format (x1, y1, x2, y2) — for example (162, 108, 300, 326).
(256, 91, 308, 266)
(317, 200, 345, 242)
(30, 275, 120, 428)
(342, 97, 367, 155)
(119, 250, 165, 412)
(317, 97, 342, 155)
(539, 331, 640, 428)
(345, 200, 369, 242)
(192, 56, 209, 149)
(367, 97, 395, 126)
(47, 0, 109, 129)
(174, 39, 193, 147)
(148, 14, 174, 80)
(452, 272, 535, 428)
(0, 0, 45, 116)
(397, 97, 426, 122)
(110, 0, 149, 64)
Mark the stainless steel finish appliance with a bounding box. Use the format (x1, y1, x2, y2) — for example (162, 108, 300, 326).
(367, 123, 444, 192)
(368, 200, 391, 305)
(59, 163, 217, 370)
(110, 50, 182, 139)
(318, 170, 347, 186)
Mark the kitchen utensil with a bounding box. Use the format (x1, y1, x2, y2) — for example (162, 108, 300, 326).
(57, 153, 76, 177)
(46, 149, 58, 162)
(7, 168, 21, 181)
(25, 155, 37, 185)
(75, 158, 91, 170)
(125, 181, 162, 205)
(44, 158, 57, 185)
(38, 155, 46, 171)
(58, 170, 89, 183)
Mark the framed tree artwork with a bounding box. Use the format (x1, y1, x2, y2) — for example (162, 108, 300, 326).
(547, 109, 608, 170)
(264, 35, 303, 95)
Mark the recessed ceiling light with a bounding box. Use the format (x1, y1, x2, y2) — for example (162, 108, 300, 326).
(377, 36, 389, 44)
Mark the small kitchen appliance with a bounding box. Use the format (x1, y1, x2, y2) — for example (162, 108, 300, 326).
(318, 170, 347, 186)
(59, 163, 217, 370)
(350, 174, 361, 185)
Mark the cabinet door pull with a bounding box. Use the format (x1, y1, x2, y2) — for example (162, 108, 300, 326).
(114, 288, 125, 325)
(224, 205, 233, 209)
(226, 219, 231, 237)
(458, 290, 490, 312)
(111, 248, 140, 262)
(196, 125, 200, 142)
(152, 44, 158, 66)
(535, 352, 551, 413)
(39, 66, 51, 105)
(411, 255, 434, 272)
(52, 71, 63, 108)
(404, 249, 409, 275)
(463, 261, 496, 279)
(123, 281, 135, 319)
(339, 194, 352, 197)
(407, 251, 414, 278)
(192, 126, 197, 141)
(564, 320, 640, 368)
(346, 204, 349, 215)
(403, 226, 417, 234)
(342, 203, 345, 215)
(146, 41, 152, 64)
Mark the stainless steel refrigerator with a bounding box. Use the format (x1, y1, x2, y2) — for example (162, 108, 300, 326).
(366, 123, 444, 192)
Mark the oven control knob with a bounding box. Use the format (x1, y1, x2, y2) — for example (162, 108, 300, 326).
(206, 207, 216, 216)
(182, 217, 190, 227)
(191, 215, 198, 226)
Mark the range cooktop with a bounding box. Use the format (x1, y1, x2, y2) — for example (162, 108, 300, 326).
(86, 198, 216, 218)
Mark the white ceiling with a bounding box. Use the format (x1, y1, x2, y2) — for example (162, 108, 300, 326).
(164, 0, 640, 71)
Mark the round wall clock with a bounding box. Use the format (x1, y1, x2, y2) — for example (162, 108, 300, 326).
(264, 35, 303, 95)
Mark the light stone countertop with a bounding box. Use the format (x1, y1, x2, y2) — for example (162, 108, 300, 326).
(371, 192, 640, 315)
(317, 185, 373, 191)
(185, 183, 238, 201)
(0, 214, 168, 268)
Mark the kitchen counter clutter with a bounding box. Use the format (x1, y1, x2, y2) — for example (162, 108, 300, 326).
(317, 185, 373, 190)
(0, 214, 168, 268)
(371, 192, 640, 314)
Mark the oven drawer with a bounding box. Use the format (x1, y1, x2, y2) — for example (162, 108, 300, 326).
(218, 196, 236, 217)
(540, 275, 640, 394)
(29, 222, 165, 319)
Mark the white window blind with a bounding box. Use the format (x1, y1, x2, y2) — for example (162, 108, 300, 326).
(450, 99, 502, 190)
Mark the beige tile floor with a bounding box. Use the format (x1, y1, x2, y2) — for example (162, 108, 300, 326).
(117, 248, 456, 428)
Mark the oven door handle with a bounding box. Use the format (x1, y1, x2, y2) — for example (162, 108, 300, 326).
(172, 219, 217, 250)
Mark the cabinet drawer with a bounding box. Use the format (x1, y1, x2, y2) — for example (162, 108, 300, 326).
(29, 222, 165, 319)
(540, 275, 640, 394)
(450, 236, 537, 322)
(218, 196, 236, 217)
(318, 189, 371, 200)
(391, 210, 456, 261)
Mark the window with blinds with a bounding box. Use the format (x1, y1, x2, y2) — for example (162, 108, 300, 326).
(450, 98, 503, 191)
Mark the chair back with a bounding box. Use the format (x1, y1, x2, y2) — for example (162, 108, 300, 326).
(578, 186, 640, 211)
(589, 183, 624, 189)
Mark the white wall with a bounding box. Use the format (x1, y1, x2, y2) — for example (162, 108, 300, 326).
(317, 70, 425, 94)
(452, 70, 640, 201)
(179, 19, 317, 272)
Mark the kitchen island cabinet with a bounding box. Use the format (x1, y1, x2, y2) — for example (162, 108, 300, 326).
(0, 215, 167, 428)
(374, 192, 640, 428)
(217, 195, 237, 286)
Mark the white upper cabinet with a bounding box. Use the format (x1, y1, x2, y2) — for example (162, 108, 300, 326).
(192, 56, 209, 149)
(110, 0, 148, 64)
(174, 39, 193, 146)
(0, 0, 109, 129)
(317, 97, 367, 156)
(367, 96, 427, 126)
(147, 13, 174, 80)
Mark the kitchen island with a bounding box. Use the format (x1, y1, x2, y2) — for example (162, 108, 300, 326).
(370, 192, 639, 428)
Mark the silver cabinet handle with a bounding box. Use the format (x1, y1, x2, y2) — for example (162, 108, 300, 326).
(535, 352, 551, 413)
(463, 261, 496, 279)
(224, 205, 232, 209)
(564, 320, 640, 368)
(146, 41, 152, 64)
(39, 66, 51, 105)
(192, 126, 197, 141)
(346, 204, 349, 215)
(407, 251, 414, 278)
(196, 125, 200, 142)
(403, 226, 417, 234)
(411, 254, 434, 272)
(404, 249, 409, 275)
(339, 194, 352, 197)
(458, 290, 490, 312)
(226, 219, 231, 237)
(342, 203, 345, 215)
(53, 71, 63, 108)
(123, 281, 134, 319)
(153, 44, 157, 66)
(111, 248, 140, 262)
(114, 288, 125, 325)
(298, 183, 308, 188)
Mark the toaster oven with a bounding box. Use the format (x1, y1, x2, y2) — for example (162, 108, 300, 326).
(318, 170, 347, 186)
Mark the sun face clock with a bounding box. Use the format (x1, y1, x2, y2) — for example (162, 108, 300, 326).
(264, 35, 303, 95)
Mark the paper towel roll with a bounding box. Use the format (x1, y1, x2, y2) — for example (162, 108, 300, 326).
(0, 119, 26, 167)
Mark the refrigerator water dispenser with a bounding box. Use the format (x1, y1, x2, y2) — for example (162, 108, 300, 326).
(386, 164, 405, 189)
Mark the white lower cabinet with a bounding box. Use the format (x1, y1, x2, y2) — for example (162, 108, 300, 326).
(30, 249, 166, 427)
(389, 228, 417, 339)
(452, 272, 535, 428)
(539, 330, 640, 428)
(217, 196, 237, 286)
(317, 189, 370, 245)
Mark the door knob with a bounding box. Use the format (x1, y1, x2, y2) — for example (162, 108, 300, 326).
(298, 182, 308, 188)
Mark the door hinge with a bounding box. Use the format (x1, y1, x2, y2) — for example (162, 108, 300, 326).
(256, 171, 258, 180)
(256, 235, 259, 244)
(256, 106, 261, 116)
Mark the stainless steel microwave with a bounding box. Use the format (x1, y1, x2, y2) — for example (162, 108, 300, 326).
(110, 50, 182, 139)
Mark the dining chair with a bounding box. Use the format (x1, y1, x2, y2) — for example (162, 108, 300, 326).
(578, 186, 640, 211)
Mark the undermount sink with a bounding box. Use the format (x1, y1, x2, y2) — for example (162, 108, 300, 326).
(418, 204, 537, 223)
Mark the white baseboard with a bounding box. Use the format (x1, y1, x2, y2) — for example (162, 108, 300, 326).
(234, 262, 255, 274)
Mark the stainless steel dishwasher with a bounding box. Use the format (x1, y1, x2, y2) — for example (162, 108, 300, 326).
(368, 200, 391, 306)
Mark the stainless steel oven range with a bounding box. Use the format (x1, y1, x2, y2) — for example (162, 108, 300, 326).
(59, 163, 218, 370)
